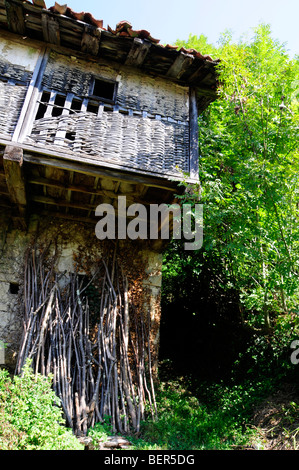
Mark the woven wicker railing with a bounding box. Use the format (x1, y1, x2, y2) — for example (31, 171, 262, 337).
(0, 81, 27, 138)
(27, 111, 190, 176)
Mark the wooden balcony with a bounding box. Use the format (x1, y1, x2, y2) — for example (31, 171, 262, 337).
(0, 0, 219, 234)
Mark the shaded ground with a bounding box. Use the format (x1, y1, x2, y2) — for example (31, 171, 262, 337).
(248, 384, 299, 450)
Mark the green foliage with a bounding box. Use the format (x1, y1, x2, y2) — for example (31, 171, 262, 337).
(0, 360, 83, 450)
(198, 24, 299, 322)
(175, 33, 218, 57)
(120, 379, 258, 450)
(87, 421, 110, 447)
(162, 25, 299, 382)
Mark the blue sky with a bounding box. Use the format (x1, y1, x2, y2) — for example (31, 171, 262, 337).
(60, 0, 298, 58)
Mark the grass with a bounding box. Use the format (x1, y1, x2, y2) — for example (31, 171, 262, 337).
(1, 359, 297, 450)
(88, 362, 299, 451)
(88, 376, 263, 451)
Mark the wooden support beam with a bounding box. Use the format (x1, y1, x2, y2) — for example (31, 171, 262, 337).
(22, 151, 179, 191)
(41, 13, 61, 45)
(125, 38, 151, 67)
(40, 210, 96, 226)
(3, 145, 27, 226)
(27, 176, 150, 205)
(30, 194, 95, 212)
(189, 88, 199, 181)
(166, 53, 194, 80)
(189, 64, 215, 89)
(5, 0, 25, 35)
(31, 195, 137, 218)
(12, 47, 49, 143)
(81, 26, 101, 56)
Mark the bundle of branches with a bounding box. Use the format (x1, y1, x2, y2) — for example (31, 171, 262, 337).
(15, 243, 157, 436)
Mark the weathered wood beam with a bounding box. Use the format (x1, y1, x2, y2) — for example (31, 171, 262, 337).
(30, 194, 95, 212)
(125, 38, 151, 67)
(65, 171, 74, 214)
(87, 175, 100, 217)
(81, 25, 101, 56)
(3, 145, 27, 226)
(40, 209, 96, 226)
(5, 0, 25, 35)
(27, 176, 151, 205)
(12, 47, 49, 143)
(41, 13, 61, 45)
(28, 175, 115, 198)
(189, 88, 199, 181)
(22, 151, 179, 191)
(189, 64, 216, 90)
(166, 52, 194, 80)
(31, 194, 138, 218)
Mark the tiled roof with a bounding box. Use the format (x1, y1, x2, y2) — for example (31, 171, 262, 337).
(1, 0, 219, 112)
(38, 1, 215, 61)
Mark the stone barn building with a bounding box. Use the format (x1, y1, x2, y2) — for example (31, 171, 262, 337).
(0, 0, 218, 434)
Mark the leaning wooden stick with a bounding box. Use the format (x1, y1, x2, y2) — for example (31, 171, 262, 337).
(16, 242, 157, 436)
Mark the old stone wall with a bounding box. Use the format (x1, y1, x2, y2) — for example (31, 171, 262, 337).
(0, 212, 162, 371)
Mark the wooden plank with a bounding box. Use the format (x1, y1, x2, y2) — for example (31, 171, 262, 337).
(41, 13, 61, 45)
(28, 175, 115, 197)
(125, 38, 151, 67)
(3, 146, 26, 205)
(20, 140, 187, 185)
(27, 175, 151, 205)
(189, 64, 213, 86)
(30, 194, 95, 212)
(31, 194, 136, 217)
(22, 150, 182, 190)
(189, 88, 199, 181)
(12, 47, 49, 143)
(44, 90, 57, 117)
(40, 209, 96, 225)
(166, 53, 194, 80)
(65, 170, 74, 214)
(3, 145, 27, 226)
(87, 175, 99, 217)
(5, 0, 25, 35)
(81, 26, 101, 56)
(54, 92, 74, 145)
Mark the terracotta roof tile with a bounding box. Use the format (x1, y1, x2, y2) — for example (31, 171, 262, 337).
(37, 1, 215, 60)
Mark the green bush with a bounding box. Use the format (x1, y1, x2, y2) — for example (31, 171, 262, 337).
(87, 379, 256, 451)
(133, 381, 253, 450)
(0, 360, 83, 450)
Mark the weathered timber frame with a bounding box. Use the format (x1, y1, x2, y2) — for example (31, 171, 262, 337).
(0, 0, 219, 231)
(3, 145, 26, 227)
(0, 0, 219, 179)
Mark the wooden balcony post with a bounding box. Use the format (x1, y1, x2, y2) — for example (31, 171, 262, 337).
(3, 145, 27, 228)
(189, 88, 199, 180)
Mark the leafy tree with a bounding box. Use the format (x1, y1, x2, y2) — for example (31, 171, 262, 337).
(162, 25, 299, 376)
(202, 25, 298, 322)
